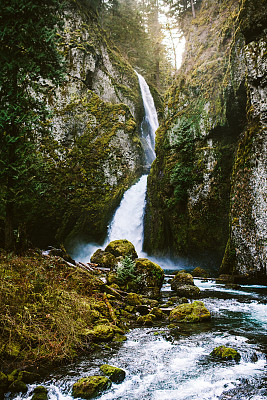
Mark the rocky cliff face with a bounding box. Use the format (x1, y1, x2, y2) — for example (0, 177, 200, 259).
(145, 0, 267, 280)
(29, 0, 145, 247)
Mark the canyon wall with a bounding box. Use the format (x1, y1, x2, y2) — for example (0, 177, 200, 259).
(145, 0, 267, 280)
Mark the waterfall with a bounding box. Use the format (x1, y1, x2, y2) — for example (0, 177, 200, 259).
(106, 72, 159, 255)
(71, 73, 159, 263)
(136, 72, 158, 167)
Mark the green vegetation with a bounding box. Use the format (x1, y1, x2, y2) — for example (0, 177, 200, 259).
(145, 0, 244, 267)
(211, 345, 241, 361)
(0, 0, 66, 250)
(0, 250, 120, 370)
(116, 256, 140, 286)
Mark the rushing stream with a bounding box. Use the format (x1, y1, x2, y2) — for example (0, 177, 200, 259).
(12, 279, 267, 400)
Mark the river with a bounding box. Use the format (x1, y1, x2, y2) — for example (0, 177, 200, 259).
(12, 278, 267, 400)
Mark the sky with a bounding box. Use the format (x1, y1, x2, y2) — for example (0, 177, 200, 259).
(160, 5, 186, 70)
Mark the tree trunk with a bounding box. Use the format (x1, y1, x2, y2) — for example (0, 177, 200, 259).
(191, 0, 196, 18)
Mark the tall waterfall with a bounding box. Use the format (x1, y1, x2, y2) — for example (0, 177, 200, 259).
(106, 73, 159, 255)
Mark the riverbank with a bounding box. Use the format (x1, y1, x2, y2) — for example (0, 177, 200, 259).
(2, 263, 266, 400)
(0, 249, 129, 374)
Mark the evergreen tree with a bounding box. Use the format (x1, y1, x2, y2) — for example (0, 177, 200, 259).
(0, 0, 65, 250)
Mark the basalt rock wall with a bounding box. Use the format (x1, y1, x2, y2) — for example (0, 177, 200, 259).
(145, 0, 267, 280)
(27, 0, 145, 247)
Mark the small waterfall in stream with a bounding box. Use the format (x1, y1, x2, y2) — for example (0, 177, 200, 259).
(106, 72, 158, 255)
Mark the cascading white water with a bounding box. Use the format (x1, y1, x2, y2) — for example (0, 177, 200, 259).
(106, 72, 159, 254)
(106, 175, 148, 256)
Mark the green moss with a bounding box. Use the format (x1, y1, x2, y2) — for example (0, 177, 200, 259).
(169, 301, 211, 323)
(8, 380, 27, 394)
(32, 386, 48, 400)
(211, 345, 241, 361)
(125, 293, 142, 306)
(105, 240, 138, 259)
(99, 364, 126, 383)
(72, 376, 112, 399)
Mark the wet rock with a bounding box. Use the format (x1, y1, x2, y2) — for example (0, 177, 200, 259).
(105, 240, 138, 260)
(72, 376, 111, 399)
(171, 272, 200, 298)
(172, 284, 200, 298)
(171, 271, 194, 286)
(191, 267, 210, 278)
(18, 371, 40, 384)
(169, 301, 211, 323)
(31, 385, 48, 400)
(224, 283, 242, 290)
(210, 345, 241, 361)
(142, 298, 159, 307)
(136, 314, 155, 326)
(150, 307, 164, 320)
(100, 364, 126, 383)
(8, 379, 28, 394)
(86, 324, 115, 342)
(134, 258, 164, 298)
(90, 250, 117, 269)
(136, 305, 150, 315)
(125, 292, 142, 306)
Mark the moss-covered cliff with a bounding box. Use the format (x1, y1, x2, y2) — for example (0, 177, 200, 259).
(19, 0, 146, 248)
(145, 0, 267, 280)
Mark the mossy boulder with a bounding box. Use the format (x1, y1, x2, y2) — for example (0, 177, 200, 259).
(134, 258, 164, 298)
(105, 240, 138, 260)
(18, 371, 40, 384)
(169, 301, 211, 323)
(31, 386, 48, 400)
(171, 272, 200, 298)
(87, 324, 115, 342)
(210, 345, 241, 362)
(8, 379, 28, 394)
(137, 314, 155, 326)
(172, 272, 194, 285)
(90, 250, 117, 269)
(150, 307, 164, 320)
(72, 376, 111, 399)
(100, 364, 126, 383)
(191, 267, 210, 278)
(125, 292, 142, 306)
(172, 284, 201, 298)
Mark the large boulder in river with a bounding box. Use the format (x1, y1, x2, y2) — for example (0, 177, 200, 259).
(105, 240, 138, 260)
(210, 345, 241, 362)
(169, 301, 211, 323)
(191, 267, 210, 278)
(171, 272, 200, 298)
(100, 364, 126, 383)
(134, 258, 165, 298)
(72, 376, 111, 399)
(90, 250, 117, 269)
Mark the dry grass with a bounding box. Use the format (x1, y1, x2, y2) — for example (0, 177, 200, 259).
(0, 250, 110, 371)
